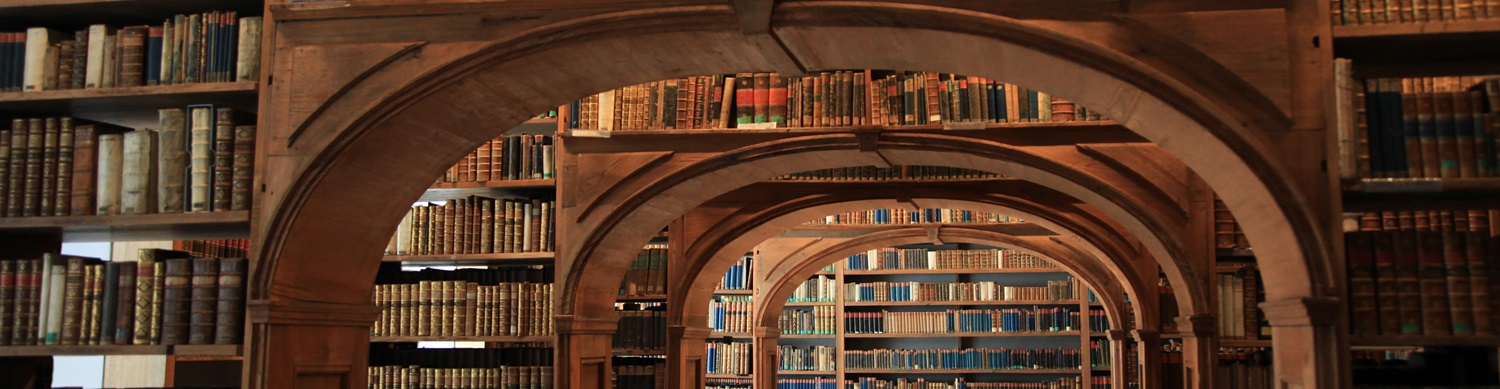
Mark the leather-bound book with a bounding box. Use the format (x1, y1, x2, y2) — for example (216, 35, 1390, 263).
(159, 257, 193, 345)
(112, 262, 135, 344)
(119, 129, 159, 214)
(0, 260, 14, 345)
(97, 262, 119, 344)
(60, 256, 97, 345)
(214, 257, 244, 344)
(21, 118, 43, 216)
(53, 118, 74, 216)
(211, 108, 234, 211)
(117, 26, 145, 87)
(188, 106, 213, 212)
(95, 133, 123, 215)
(156, 109, 187, 213)
(733, 73, 754, 126)
(6, 119, 26, 217)
(1419, 230, 1453, 335)
(187, 257, 218, 344)
(38, 118, 58, 216)
(230, 125, 254, 211)
(69, 124, 97, 215)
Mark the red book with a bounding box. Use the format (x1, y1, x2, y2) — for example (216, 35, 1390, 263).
(769, 74, 787, 126)
(733, 73, 754, 126)
(753, 73, 770, 124)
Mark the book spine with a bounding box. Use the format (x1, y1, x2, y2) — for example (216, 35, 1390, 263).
(54, 118, 73, 216)
(22, 118, 43, 216)
(231, 125, 255, 211)
(158, 109, 187, 213)
(160, 257, 191, 345)
(212, 109, 234, 211)
(215, 257, 244, 344)
(98, 262, 119, 344)
(188, 107, 213, 212)
(753, 73, 770, 124)
(119, 129, 159, 214)
(95, 133, 123, 215)
(113, 262, 135, 344)
(236, 17, 262, 82)
(0, 260, 13, 345)
(38, 118, 58, 216)
(60, 257, 85, 345)
(118, 26, 145, 87)
(4, 120, 23, 217)
(70, 125, 97, 216)
(146, 27, 162, 86)
(1419, 230, 1453, 335)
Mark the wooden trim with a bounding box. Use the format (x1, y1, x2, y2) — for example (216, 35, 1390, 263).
(370, 335, 553, 343)
(843, 300, 1082, 307)
(1333, 20, 1500, 39)
(843, 268, 1067, 275)
(844, 331, 1083, 338)
(0, 81, 256, 103)
(1342, 178, 1500, 211)
(843, 368, 1081, 374)
(381, 252, 555, 265)
(0, 210, 250, 242)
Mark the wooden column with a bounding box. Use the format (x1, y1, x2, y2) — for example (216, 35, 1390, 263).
(555, 315, 618, 389)
(667, 325, 712, 389)
(1263, 297, 1342, 389)
(1176, 314, 1217, 389)
(1105, 329, 1129, 389)
(1131, 329, 1161, 389)
(753, 326, 781, 389)
(245, 300, 381, 389)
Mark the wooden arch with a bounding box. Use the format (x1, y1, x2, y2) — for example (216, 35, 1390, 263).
(252, 2, 1335, 388)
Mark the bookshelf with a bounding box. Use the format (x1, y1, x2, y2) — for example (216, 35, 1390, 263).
(0, 0, 264, 388)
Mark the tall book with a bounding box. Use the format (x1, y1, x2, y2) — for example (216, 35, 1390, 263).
(39, 118, 58, 216)
(95, 133, 124, 215)
(70, 124, 98, 215)
(187, 257, 218, 344)
(1419, 230, 1453, 335)
(39, 253, 63, 344)
(112, 262, 136, 345)
(160, 257, 192, 345)
(60, 256, 100, 345)
(22, 118, 43, 216)
(135, 249, 189, 345)
(157, 109, 188, 213)
(212, 109, 234, 211)
(187, 106, 213, 212)
(118, 26, 146, 87)
(98, 262, 120, 344)
(23, 27, 64, 92)
(236, 17, 261, 82)
(4, 120, 22, 217)
(215, 257, 244, 344)
(84, 25, 110, 89)
(0, 260, 14, 345)
(734, 73, 754, 126)
(54, 118, 74, 216)
(120, 129, 159, 214)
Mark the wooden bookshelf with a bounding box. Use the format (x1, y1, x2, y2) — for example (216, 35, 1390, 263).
(369, 336, 553, 343)
(171, 344, 243, 357)
(705, 373, 752, 379)
(0, 210, 250, 242)
(779, 334, 836, 338)
(1334, 20, 1500, 77)
(844, 331, 1083, 338)
(843, 369, 1081, 374)
(784, 301, 836, 307)
(568, 120, 1130, 138)
(0, 82, 260, 129)
(709, 332, 752, 338)
(612, 348, 666, 356)
(1219, 339, 1273, 347)
(1216, 248, 1254, 258)
(843, 268, 1066, 275)
(381, 251, 554, 266)
(1341, 178, 1500, 211)
(418, 179, 557, 202)
(843, 300, 1082, 307)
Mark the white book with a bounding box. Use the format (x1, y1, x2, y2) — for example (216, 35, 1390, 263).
(23, 27, 63, 91)
(236, 17, 262, 82)
(36, 253, 58, 344)
(598, 89, 615, 131)
(85, 25, 111, 89)
(99, 34, 117, 88)
(188, 107, 213, 212)
(120, 130, 158, 214)
(96, 133, 124, 215)
(521, 202, 533, 252)
(45, 263, 65, 344)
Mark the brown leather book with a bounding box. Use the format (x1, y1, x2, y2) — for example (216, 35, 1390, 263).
(5, 119, 24, 217)
(211, 109, 234, 211)
(1347, 231, 1380, 335)
(214, 257, 244, 344)
(112, 262, 135, 345)
(60, 256, 100, 345)
(21, 118, 43, 217)
(187, 257, 218, 344)
(53, 118, 74, 216)
(159, 257, 192, 345)
(69, 124, 97, 216)
(38, 118, 59, 216)
(117, 26, 145, 87)
(1419, 230, 1453, 335)
(1442, 230, 1474, 334)
(0, 260, 14, 345)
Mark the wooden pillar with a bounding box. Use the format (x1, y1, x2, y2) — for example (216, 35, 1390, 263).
(1263, 297, 1343, 389)
(1176, 314, 1217, 389)
(667, 325, 712, 389)
(555, 315, 618, 389)
(244, 300, 381, 389)
(1105, 329, 1128, 389)
(753, 326, 780, 389)
(1131, 329, 1161, 389)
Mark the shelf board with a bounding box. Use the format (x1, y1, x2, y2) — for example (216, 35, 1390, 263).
(1219, 339, 1272, 347)
(705, 373, 752, 379)
(782, 223, 1054, 239)
(784, 301, 836, 307)
(777, 370, 837, 375)
(617, 294, 667, 302)
(1214, 265, 1257, 274)
(845, 331, 1082, 338)
(779, 333, 836, 338)
(1334, 20, 1500, 77)
(0, 343, 236, 357)
(1342, 178, 1500, 211)
(370, 335, 552, 343)
(0, 82, 260, 129)
(419, 179, 556, 203)
(844, 300, 1082, 307)
(170, 344, 242, 357)
(568, 120, 1127, 137)
(1349, 335, 1500, 347)
(844, 368, 1081, 375)
(844, 268, 1067, 275)
(0, 0, 264, 32)
(713, 289, 753, 295)
(382, 252, 554, 266)
(612, 348, 666, 356)
(0, 210, 249, 242)
(709, 332, 752, 338)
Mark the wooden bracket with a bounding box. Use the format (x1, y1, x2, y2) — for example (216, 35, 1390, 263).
(926, 226, 943, 245)
(730, 0, 773, 35)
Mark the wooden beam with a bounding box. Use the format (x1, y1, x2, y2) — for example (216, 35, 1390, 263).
(269, 0, 722, 21)
(730, 0, 774, 34)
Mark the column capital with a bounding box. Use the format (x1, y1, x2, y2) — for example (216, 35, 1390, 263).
(1260, 296, 1341, 326)
(1104, 329, 1130, 341)
(248, 299, 380, 327)
(1175, 314, 1216, 337)
(668, 325, 714, 339)
(556, 315, 619, 335)
(753, 326, 782, 339)
(1130, 328, 1160, 342)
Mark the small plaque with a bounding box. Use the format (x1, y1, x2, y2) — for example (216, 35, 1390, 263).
(569, 129, 611, 138)
(1361, 178, 1442, 193)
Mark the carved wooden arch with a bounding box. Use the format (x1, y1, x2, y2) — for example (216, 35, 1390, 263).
(668, 180, 1159, 332)
(753, 226, 1130, 331)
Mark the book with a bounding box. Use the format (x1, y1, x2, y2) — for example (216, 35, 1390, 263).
(69, 124, 98, 216)
(157, 109, 188, 213)
(112, 262, 136, 344)
(188, 106, 214, 212)
(236, 17, 261, 82)
(159, 257, 191, 345)
(53, 118, 74, 216)
(120, 129, 159, 214)
(187, 257, 218, 344)
(231, 125, 255, 211)
(95, 133, 124, 215)
(118, 26, 146, 87)
(22, 27, 63, 92)
(21, 118, 42, 216)
(212, 108, 235, 211)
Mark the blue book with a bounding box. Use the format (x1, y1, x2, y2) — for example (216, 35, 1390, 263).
(146, 28, 163, 85)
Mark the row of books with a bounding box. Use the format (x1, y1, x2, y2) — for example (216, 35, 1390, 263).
(788, 275, 837, 302)
(615, 357, 666, 389)
(385, 196, 555, 256)
(779, 344, 836, 372)
(1088, 340, 1111, 367)
(708, 296, 752, 334)
(0, 13, 260, 92)
(842, 347, 1083, 370)
(615, 304, 666, 350)
(843, 247, 1058, 272)
(842, 307, 1082, 334)
(708, 378, 752, 389)
(706, 341, 753, 375)
(777, 378, 838, 389)
(1086, 377, 1111, 389)
(1215, 348, 1271, 389)
(621, 244, 668, 296)
(773, 165, 999, 181)
(368, 345, 553, 368)
(1332, 0, 1500, 25)
(372, 266, 553, 286)
(1216, 268, 1267, 340)
(438, 134, 555, 184)
(1088, 308, 1110, 332)
(0, 110, 254, 217)
(808, 209, 1024, 225)
(0, 250, 243, 346)
(370, 281, 553, 338)
(716, 255, 752, 291)
(364, 366, 553, 389)
(563, 71, 1100, 132)
(780, 306, 836, 335)
(173, 238, 248, 258)
(1213, 198, 1250, 251)
(1347, 228, 1499, 336)
(843, 378, 1086, 389)
(842, 279, 1080, 303)
(1333, 70, 1500, 180)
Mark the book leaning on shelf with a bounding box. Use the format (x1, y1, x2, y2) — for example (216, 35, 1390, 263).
(0, 249, 244, 346)
(438, 134, 554, 184)
(0, 12, 261, 92)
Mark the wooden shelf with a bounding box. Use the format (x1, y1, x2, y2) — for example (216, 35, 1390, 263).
(170, 344, 242, 357)
(507, 117, 560, 135)
(779, 333, 835, 338)
(784, 301, 836, 306)
(845, 331, 1082, 338)
(1342, 178, 1500, 211)
(0, 82, 259, 129)
(713, 289, 753, 295)
(1219, 339, 1272, 347)
(844, 268, 1067, 275)
(781, 223, 1054, 239)
(0, 1, 264, 32)
(844, 300, 1082, 307)
(617, 294, 667, 302)
(568, 120, 1127, 137)
(709, 332, 752, 338)
(1216, 248, 1254, 258)
(1214, 265, 1256, 274)
(382, 252, 554, 266)
(705, 373, 752, 379)
(419, 179, 556, 203)
(1334, 20, 1500, 77)
(777, 370, 837, 375)
(844, 368, 1081, 374)
(0, 343, 240, 357)
(612, 348, 666, 356)
(370, 335, 552, 343)
(0, 210, 249, 242)
(1349, 335, 1500, 347)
